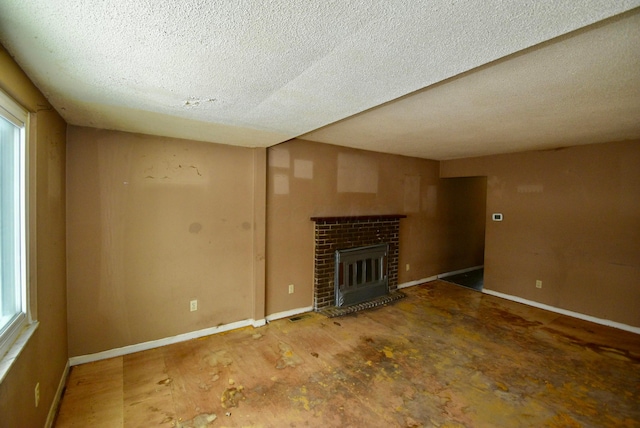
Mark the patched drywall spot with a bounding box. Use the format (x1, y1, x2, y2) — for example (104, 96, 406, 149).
(273, 173, 290, 195)
(404, 175, 421, 213)
(189, 222, 203, 234)
(138, 158, 206, 186)
(293, 159, 313, 179)
(517, 184, 544, 193)
(488, 175, 506, 199)
(269, 148, 290, 168)
(337, 153, 378, 194)
(424, 185, 437, 217)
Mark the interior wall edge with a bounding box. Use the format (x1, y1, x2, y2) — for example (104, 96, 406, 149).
(45, 360, 70, 428)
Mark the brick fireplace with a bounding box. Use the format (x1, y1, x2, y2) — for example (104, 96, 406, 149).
(310, 215, 406, 311)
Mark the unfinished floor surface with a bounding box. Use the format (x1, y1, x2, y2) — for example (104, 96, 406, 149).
(54, 281, 640, 427)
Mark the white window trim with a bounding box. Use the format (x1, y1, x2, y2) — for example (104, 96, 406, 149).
(0, 89, 38, 384)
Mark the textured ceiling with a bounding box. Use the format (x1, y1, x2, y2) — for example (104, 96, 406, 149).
(0, 1, 639, 159)
(303, 10, 640, 160)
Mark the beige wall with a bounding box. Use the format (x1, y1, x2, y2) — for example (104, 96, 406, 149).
(66, 127, 264, 357)
(441, 141, 640, 327)
(0, 46, 68, 427)
(66, 132, 485, 354)
(266, 139, 485, 315)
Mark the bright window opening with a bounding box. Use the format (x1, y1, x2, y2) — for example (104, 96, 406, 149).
(0, 90, 29, 360)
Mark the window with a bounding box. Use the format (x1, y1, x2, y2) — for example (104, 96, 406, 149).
(0, 89, 29, 360)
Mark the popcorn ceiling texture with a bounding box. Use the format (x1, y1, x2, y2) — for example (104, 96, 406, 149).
(0, 1, 638, 156)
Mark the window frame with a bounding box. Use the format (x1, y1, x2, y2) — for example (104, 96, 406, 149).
(0, 88, 35, 370)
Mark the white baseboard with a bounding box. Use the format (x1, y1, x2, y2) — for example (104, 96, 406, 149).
(265, 306, 313, 322)
(398, 275, 437, 289)
(46, 360, 69, 428)
(69, 318, 263, 366)
(483, 289, 640, 335)
(398, 265, 484, 289)
(252, 318, 267, 328)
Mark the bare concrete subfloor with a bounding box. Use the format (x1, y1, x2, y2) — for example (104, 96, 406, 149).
(55, 281, 640, 427)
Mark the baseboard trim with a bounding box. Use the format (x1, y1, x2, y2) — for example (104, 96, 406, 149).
(398, 265, 484, 289)
(252, 318, 267, 328)
(69, 318, 262, 366)
(483, 289, 640, 335)
(398, 276, 437, 289)
(266, 306, 314, 322)
(46, 360, 69, 428)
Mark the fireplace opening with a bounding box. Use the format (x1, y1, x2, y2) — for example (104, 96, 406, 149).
(311, 215, 406, 313)
(335, 244, 388, 307)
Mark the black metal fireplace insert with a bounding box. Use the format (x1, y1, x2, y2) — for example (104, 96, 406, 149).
(335, 244, 388, 307)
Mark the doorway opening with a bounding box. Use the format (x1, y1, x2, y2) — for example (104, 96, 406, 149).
(440, 176, 487, 292)
(442, 268, 484, 291)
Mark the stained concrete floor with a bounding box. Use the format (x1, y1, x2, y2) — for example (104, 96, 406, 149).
(55, 281, 640, 427)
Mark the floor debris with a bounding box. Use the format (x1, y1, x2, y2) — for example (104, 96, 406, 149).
(177, 413, 217, 428)
(54, 281, 640, 427)
(221, 386, 245, 408)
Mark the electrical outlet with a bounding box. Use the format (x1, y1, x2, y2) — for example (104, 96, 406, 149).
(35, 382, 40, 407)
(536, 280, 542, 289)
(405, 264, 410, 271)
(190, 299, 198, 312)
(288, 284, 294, 294)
